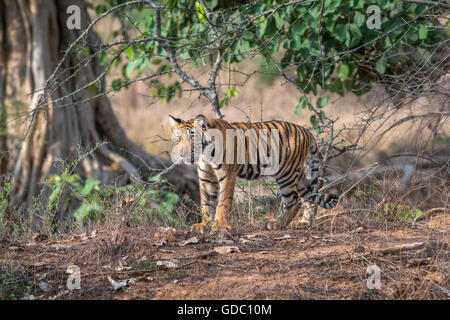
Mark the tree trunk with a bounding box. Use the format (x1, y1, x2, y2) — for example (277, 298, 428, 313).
(0, 1, 8, 180)
(1, 0, 199, 228)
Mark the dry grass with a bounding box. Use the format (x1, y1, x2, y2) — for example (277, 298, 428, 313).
(0, 199, 448, 300)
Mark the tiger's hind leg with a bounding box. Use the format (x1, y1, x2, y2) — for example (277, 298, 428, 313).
(266, 175, 300, 230)
(293, 171, 316, 227)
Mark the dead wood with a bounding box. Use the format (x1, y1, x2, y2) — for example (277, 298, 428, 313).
(414, 207, 449, 223)
(376, 240, 448, 255)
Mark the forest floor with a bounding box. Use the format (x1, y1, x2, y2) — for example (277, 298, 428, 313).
(2, 87, 446, 300)
(1, 210, 449, 300)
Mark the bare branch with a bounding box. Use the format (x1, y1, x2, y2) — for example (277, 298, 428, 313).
(403, 0, 450, 9)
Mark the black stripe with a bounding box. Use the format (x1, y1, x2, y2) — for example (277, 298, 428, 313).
(281, 191, 297, 199)
(200, 178, 218, 184)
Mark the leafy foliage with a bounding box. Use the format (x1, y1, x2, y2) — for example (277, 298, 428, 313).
(94, 0, 447, 121)
(44, 173, 180, 226)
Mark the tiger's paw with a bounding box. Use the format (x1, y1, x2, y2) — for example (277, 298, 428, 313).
(291, 217, 311, 228)
(265, 218, 287, 230)
(211, 221, 232, 237)
(191, 222, 210, 235)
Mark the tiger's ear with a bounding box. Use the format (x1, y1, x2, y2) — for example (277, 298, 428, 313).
(169, 115, 183, 127)
(194, 114, 208, 129)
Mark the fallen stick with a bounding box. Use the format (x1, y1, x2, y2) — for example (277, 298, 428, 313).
(414, 207, 449, 223)
(376, 240, 449, 255)
(187, 250, 218, 260)
(376, 241, 426, 255)
(315, 208, 372, 221)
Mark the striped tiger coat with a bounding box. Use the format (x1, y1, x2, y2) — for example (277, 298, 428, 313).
(169, 114, 338, 233)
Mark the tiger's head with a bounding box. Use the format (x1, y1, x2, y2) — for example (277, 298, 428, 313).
(169, 114, 210, 165)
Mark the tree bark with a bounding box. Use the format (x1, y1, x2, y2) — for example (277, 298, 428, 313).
(2, 0, 199, 228)
(0, 1, 8, 180)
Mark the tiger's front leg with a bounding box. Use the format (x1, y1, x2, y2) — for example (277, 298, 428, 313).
(211, 167, 237, 234)
(191, 163, 218, 234)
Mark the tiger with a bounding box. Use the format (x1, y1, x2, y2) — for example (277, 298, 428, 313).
(169, 114, 338, 234)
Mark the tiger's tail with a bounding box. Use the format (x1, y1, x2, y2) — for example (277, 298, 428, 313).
(303, 140, 338, 209)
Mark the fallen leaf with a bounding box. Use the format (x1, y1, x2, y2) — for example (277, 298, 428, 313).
(351, 227, 364, 233)
(214, 246, 241, 255)
(438, 286, 450, 297)
(179, 237, 199, 246)
(31, 262, 47, 267)
(157, 259, 180, 269)
(154, 240, 167, 247)
(51, 244, 72, 250)
(160, 249, 176, 253)
(217, 239, 235, 245)
(108, 277, 136, 291)
(274, 234, 292, 240)
(49, 290, 69, 300)
(38, 282, 49, 293)
(115, 266, 132, 271)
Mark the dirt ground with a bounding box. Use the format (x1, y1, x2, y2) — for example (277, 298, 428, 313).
(1, 211, 448, 300)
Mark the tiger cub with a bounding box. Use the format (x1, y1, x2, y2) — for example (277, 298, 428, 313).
(169, 114, 338, 233)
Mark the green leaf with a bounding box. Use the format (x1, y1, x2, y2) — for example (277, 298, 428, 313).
(353, 12, 365, 27)
(73, 203, 91, 225)
(319, 110, 326, 122)
(273, 12, 284, 29)
(225, 87, 237, 98)
(95, 5, 106, 16)
(256, 19, 267, 38)
(376, 55, 387, 74)
(334, 24, 347, 43)
(125, 46, 134, 60)
(349, 24, 362, 47)
(80, 178, 100, 196)
(418, 25, 428, 40)
(195, 1, 207, 23)
(294, 96, 307, 116)
(310, 115, 319, 133)
(219, 98, 228, 108)
(337, 63, 349, 81)
(316, 96, 329, 109)
(205, 0, 218, 9)
(289, 21, 307, 37)
(111, 79, 122, 91)
(264, 17, 277, 36)
(126, 61, 136, 76)
(329, 78, 344, 96)
(87, 82, 98, 95)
